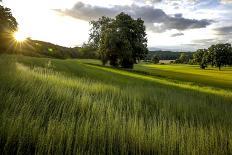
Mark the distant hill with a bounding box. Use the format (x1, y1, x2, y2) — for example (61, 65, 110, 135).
(13, 39, 80, 59)
(3, 39, 98, 59)
(2, 39, 194, 60)
(147, 51, 194, 60)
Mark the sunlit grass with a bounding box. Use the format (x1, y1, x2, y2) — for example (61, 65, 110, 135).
(134, 63, 232, 90)
(86, 63, 232, 97)
(0, 55, 232, 154)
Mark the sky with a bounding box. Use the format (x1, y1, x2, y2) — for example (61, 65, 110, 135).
(2, 0, 232, 51)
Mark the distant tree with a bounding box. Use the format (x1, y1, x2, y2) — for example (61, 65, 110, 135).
(79, 43, 98, 59)
(193, 49, 207, 64)
(0, 5, 18, 51)
(208, 43, 232, 70)
(89, 12, 148, 68)
(175, 53, 189, 64)
(152, 55, 160, 64)
(180, 53, 189, 63)
(200, 52, 209, 69)
(193, 49, 209, 69)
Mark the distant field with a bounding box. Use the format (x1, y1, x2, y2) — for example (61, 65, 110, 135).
(135, 63, 232, 90)
(0, 55, 232, 154)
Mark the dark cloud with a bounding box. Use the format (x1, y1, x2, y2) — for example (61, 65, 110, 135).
(214, 26, 232, 35)
(174, 13, 183, 18)
(171, 32, 184, 37)
(55, 2, 118, 21)
(192, 39, 216, 44)
(190, 38, 232, 48)
(213, 26, 232, 44)
(56, 2, 213, 33)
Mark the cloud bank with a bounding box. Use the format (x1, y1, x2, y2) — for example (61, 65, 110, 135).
(56, 2, 213, 33)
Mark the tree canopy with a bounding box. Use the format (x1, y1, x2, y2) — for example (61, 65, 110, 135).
(89, 12, 148, 68)
(208, 43, 232, 70)
(152, 55, 160, 64)
(175, 53, 190, 64)
(193, 43, 232, 70)
(0, 5, 18, 51)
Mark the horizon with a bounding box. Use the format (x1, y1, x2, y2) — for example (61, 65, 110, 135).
(2, 0, 232, 51)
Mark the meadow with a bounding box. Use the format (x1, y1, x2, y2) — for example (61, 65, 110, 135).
(0, 54, 232, 154)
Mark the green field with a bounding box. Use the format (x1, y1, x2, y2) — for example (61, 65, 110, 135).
(134, 63, 232, 90)
(0, 54, 232, 154)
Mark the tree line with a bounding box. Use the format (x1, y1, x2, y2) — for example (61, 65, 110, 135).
(0, 5, 17, 51)
(193, 44, 232, 70)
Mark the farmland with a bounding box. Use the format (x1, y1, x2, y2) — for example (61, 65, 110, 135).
(0, 54, 232, 154)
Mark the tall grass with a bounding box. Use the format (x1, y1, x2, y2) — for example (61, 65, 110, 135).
(0, 54, 232, 154)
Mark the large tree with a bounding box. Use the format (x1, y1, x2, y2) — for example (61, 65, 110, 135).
(89, 12, 148, 68)
(208, 43, 232, 70)
(0, 5, 18, 51)
(88, 16, 113, 49)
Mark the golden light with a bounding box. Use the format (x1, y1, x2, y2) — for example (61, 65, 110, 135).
(14, 31, 27, 42)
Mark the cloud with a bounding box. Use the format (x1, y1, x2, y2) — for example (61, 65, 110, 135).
(136, 0, 232, 6)
(220, 0, 232, 4)
(192, 39, 216, 44)
(171, 32, 184, 37)
(191, 38, 232, 48)
(214, 26, 232, 35)
(55, 2, 118, 21)
(214, 26, 232, 43)
(57, 2, 213, 33)
(174, 13, 183, 18)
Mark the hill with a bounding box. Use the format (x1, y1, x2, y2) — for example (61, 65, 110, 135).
(1, 39, 195, 61)
(2, 39, 98, 59)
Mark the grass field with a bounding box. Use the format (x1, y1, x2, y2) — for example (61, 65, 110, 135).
(0, 54, 232, 154)
(134, 63, 232, 90)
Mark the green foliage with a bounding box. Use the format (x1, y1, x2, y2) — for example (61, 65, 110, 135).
(3, 39, 97, 59)
(0, 5, 18, 51)
(193, 49, 209, 69)
(89, 12, 148, 68)
(0, 55, 232, 154)
(78, 43, 99, 59)
(200, 52, 209, 69)
(19, 39, 80, 59)
(175, 53, 189, 64)
(194, 44, 232, 70)
(147, 51, 193, 61)
(179, 53, 189, 63)
(193, 49, 207, 64)
(89, 16, 112, 49)
(208, 43, 232, 70)
(152, 55, 160, 64)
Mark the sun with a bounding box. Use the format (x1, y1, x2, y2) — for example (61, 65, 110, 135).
(14, 31, 27, 42)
